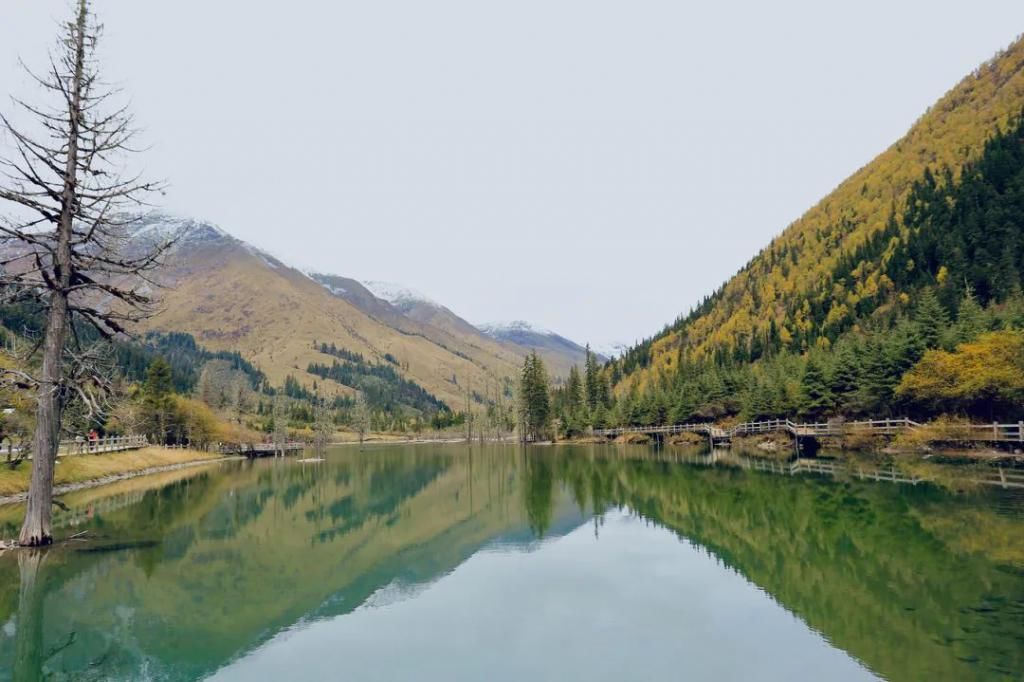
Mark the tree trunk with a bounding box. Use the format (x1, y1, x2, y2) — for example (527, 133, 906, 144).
(18, 296, 69, 546)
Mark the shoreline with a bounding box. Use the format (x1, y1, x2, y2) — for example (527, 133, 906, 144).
(1, 437, 1016, 509)
(0, 451, 237, 506)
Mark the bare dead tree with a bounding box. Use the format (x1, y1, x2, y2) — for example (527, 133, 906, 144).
(0, 1, 172, 545)
(272, 394, 288, 456)
(352, 392, 370, 446)
(464, 381, 473, 444)
(312, 395, 332, 454)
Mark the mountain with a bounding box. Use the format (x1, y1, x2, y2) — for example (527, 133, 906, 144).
(133, 213, 522, 410)
(477, 321, 599, 378)
(591, 341, 629, 361)
(360, 281, 505, 351)
(313, 275, 591, 379)
(613, 38, 1024, 402)
(307, 273, 526, 384)
(128, 214, 594, 414)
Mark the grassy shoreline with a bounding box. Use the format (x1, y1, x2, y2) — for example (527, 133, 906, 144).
(0, 447, 227, 499)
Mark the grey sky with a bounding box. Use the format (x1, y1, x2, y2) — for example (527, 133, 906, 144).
(2, 2, 1023, 351)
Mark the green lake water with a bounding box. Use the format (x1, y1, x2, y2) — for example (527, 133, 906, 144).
(0, 445, 1021, 681)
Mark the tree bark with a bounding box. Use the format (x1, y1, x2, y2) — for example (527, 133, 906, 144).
(18, 297, 69, 546)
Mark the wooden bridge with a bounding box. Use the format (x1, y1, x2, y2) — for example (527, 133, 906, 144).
(595, 417, 1024, 445)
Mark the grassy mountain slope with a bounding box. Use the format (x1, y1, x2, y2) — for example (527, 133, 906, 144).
(141, 225, 520, 408)
(616, 38, 1024, 394)
(340, 278, 593, 378)
(309, 273, 528, 377)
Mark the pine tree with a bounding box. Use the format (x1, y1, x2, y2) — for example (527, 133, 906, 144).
(518, 353, 551, 442)
(800, 356, 833, 419)
(565, 365, 584, 414)
(143, 358, 175, 444)
(915, 288, 950, 349)
(829, 341, 861, 412)
(951, 285, 986, 345)
(584, 345, 601, 410)
(742, 375, 772, 421)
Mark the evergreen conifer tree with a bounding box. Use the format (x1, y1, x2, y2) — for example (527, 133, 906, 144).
(143, 358, 175, 444)
(914, 288, 950, 349)
(518, 352, 551, 441)
(800, 356, 833, 419)
(829, 341, 861, 412)
(565, 365, 584, 414)
(584, 345, 601, 410)
(951, 285, 987, 345)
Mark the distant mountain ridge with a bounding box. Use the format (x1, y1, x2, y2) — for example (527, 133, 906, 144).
(361, 281, 440, 310)
(125, 213, 591, 411)
(477, 320, 602, 377)
(310, 273, 597, 379)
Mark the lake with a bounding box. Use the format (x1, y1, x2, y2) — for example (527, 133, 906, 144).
(0, 445, 1021, 681)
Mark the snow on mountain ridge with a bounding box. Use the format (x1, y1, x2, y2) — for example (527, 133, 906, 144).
(128, 211, 232, 249)
(591, 342, 629, 360)
(361, 280, 440, 308)
(476, 320, 556, 337)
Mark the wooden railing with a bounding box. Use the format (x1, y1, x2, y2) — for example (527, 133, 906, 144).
(57, 435, 149, 456)
(1, 435, 150, 460)
(594, 417, 1024, 444)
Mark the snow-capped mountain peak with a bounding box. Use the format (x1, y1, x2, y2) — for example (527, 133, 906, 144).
(477, 320, 555, 337)
(591, 342, 629, 360)
(362, 280, 440, 308)
(128, 211, 231, 247)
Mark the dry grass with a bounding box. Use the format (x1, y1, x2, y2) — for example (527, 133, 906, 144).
(0, 447, 223, 497)
(837, 427, 888, 452)
(892, 416, 975, 450)
(615, 432, 651, 445)
(667, 432, 706, 447)
(731, 434, 793, 460)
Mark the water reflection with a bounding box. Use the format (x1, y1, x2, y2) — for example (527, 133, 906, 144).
(0, 445, 1020, 681)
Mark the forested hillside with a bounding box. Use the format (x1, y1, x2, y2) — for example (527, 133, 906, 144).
(601, 39, 1024, 427)
(617, 39, 1024, 378)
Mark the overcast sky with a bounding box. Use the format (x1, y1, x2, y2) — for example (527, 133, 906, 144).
(2, 2, 1023, 351)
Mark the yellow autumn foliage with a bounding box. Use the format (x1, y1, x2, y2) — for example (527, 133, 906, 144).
(896, 331, 1024, 410)
(623, 38, 1024, 391)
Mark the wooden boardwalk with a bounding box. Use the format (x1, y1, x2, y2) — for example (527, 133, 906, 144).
(595, 417, 1024, 445)
(3, 435, 151, 460)
(57, 435, 149, 456)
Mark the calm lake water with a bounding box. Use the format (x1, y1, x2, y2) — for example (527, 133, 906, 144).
(0, 445, 1021, 681)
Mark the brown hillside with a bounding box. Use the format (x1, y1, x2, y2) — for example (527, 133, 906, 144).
(144, 235, 520, 407)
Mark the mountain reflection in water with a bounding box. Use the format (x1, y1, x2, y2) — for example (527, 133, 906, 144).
(0, 445, 1020, 681)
